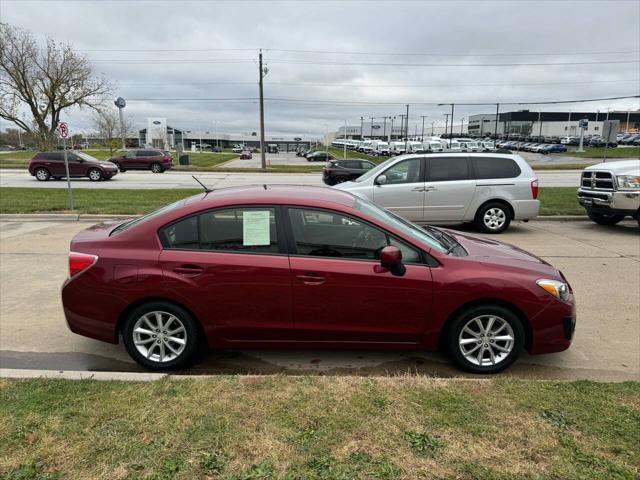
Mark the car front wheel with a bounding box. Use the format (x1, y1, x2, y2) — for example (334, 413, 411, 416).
(122, 301, 200, 370)
(587, 211, 625, 225)
(34, 167, 50, 181)
(88, 168, 103, 181)
(475, 202, 511, 233)
(447, 304, 524, 374)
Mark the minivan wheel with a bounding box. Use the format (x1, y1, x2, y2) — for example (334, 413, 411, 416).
(34, 167, 50, 181)
(447, 304, 524, 374)
(587, 211, 625, 226)
(88, 168, 103, 181)
(475, 202, 511, 233)
(122, 301, 200, 370)
(150, 163, 163, 173)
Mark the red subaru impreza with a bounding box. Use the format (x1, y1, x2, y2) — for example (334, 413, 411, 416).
(62, 185, 575, 373)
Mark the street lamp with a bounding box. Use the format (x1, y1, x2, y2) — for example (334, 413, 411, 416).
(114, 97, 126, 149)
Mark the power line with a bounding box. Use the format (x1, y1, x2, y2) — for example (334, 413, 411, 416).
(267, 59, 639, 67)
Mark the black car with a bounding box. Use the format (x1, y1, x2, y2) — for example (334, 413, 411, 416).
(322, 159, 376, 185)
(306, 151, 335, 162)
(589, 137, 618, 148)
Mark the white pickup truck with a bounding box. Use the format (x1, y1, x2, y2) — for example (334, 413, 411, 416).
(577, 160, 640, 226)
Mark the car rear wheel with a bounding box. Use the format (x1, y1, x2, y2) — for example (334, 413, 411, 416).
(34, 167, 50, 181)
(447, 304, 524, 374)
(88, 168, 103, 181)
(122, 301, 200, 370)
(114, 163, 126, 173)
(587, 211, 625, 226)
(150, 162, 163, 173)
(475, 202, 511, 233)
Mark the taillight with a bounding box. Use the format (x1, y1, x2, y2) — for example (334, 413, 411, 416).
(163, 155, 171, 161)
(531, 179, 539, 199)
(69, 252, 98, 278)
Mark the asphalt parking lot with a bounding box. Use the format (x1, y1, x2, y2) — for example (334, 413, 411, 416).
(1, 218, 638, 380)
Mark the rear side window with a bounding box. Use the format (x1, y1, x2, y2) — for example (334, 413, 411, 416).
(162, 207, 279, 254)
(42, 152, 63, 161)
(344, 161, 362, 169)
(427, 157, 469, 181)
(472, 157, 521, 179)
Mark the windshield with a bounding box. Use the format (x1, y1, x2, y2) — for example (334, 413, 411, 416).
(353, 156, 395, 183)
(75, 152, 100, 162)
(110, 198, 188, 235)
(354, 198, 449, 253)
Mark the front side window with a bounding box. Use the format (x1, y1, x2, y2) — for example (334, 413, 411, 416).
(162, 207, 279, 253)
(288, 208, 420, 262)
(427, 156, 469, 182)
(380, 158, 422, 185)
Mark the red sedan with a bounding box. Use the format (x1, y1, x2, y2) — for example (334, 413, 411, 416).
(62, 186, 575, 373)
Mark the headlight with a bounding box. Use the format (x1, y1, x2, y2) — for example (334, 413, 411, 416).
(616, 175, 640, 189)
(537, 279, 570, 301)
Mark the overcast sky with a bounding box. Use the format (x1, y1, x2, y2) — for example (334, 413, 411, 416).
(1, 0, 639, 137)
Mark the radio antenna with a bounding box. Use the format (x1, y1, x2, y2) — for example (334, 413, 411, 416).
(192, 175, 212, 193)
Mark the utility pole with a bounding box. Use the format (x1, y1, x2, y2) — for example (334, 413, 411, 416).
(494, 103, 500, 140)
(370, 117, 375, 139)
(420, 115, 427, 140)
(343, 120, 347, 159)
(431, 121, 434, 136)
(258, 50, 267, 170)
(404, 104, 409, 150)
(538, 110, 543, 137)
(389, 116, 395, 143)
(443, 114, 450, 146)
(460, 117, 464, 135)
(383, 116, 387, 140)
(450, 104, 455, 147)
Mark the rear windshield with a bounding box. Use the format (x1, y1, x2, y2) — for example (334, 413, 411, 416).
(110, 198, 188, 235)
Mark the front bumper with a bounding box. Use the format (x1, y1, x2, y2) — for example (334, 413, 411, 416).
(577, 188, 640, 215)
(529, 296, 576, 354)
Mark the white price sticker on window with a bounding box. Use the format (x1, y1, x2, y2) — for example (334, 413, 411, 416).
(242, 211, 271, 246)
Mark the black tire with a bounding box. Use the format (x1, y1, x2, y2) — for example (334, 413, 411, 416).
(122, 301, 200, 371)
(114, 163, 126, 173)
(475, 201, 512, 234)
(447, 304, 525, 374)
(587, 211, 625, 226)
(88, 168, 103, 182)
(34, 167, 50, 181)
(334, 177, 348, 184)
(150, 163, 164, 173)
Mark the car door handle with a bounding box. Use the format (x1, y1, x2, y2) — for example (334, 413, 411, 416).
(411, 187, 425, 192)
(424, 186, 437, 191)
(296, 273, 326, 285)
(173, 264, 204, 277)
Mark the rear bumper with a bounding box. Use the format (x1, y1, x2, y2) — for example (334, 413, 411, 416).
(512, 199, 540, 220)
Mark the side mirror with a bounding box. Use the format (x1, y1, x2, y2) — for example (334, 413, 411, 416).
(375, 174, 387, 185)
(377, 245, 406, 277)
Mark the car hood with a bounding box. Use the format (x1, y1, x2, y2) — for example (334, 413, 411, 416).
(444, 229, 560, 277)
(584, 160, 640, 176)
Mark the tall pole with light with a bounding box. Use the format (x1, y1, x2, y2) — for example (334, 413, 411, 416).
(420, 115, 427, 140)
(114, 97, 126, 150)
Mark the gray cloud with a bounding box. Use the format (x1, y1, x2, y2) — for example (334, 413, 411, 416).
(2, 0, 639, 137)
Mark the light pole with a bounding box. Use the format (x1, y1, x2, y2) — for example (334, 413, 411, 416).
(370, 117, 375, 139)
(443, 114, 450, 146)
(360, 116, 364, 140)
(389, 116, 395, 143)
(324, 124, 329, 156)
(420, 115, 427, 140)
(114, 97, 126, 149)
(431, 121, 435, 136)
(460, 117, 464, 135)
(538, 110, 543, 137)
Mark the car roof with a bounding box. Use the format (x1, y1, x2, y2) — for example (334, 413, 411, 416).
(183, 185, 358, 209)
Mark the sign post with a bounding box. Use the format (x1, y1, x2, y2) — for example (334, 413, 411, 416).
(57, 122, 74, 211)
(577, 118, 588, 152)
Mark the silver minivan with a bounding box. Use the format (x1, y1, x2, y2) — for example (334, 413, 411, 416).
(334, 152, 539, 233)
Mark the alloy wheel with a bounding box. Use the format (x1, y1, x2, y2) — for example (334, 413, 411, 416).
(89, 169, 102, 181)
(151, 163, 162, 173)
(483, 208, 506, 231)
(35, 168, 49, 181)
(458, 315, 515, 367)
(132, 311, 187, 363)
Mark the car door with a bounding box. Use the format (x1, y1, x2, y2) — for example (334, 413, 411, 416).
(286, 207, 433, 344)
(158, 206, 293, 342)
(44, 152, 65, 177)
(423, 155, 476, 222)
(135, 150, 152, 168)
(372, 157, 425, 222)
(121, 150, 136, 169)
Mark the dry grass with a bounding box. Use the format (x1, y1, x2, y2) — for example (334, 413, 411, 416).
(0, 376, 638, 479)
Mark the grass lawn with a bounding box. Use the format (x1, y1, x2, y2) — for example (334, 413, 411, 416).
(566, 147, 640, 158)
(0, 377, 638, 479)
(0, 187, 583, 216)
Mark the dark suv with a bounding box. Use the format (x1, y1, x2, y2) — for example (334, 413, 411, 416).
(306, 151, 335, 162)
(29, 151, 118, 182)
(322, 159, 376, 185)
(107, 149, 173, 173)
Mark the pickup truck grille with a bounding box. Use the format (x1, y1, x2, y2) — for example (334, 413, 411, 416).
(580, 171, 614, 191)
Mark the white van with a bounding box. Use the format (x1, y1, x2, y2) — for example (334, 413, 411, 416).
(406, 141, 425, 153)
(389, 141, 407, 156)
(424, 140, 445, 152)
(372, 141, 390, 156)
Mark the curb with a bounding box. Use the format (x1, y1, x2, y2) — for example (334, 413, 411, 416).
(0, 368, 166, 382)
(1, 213, 591, 223)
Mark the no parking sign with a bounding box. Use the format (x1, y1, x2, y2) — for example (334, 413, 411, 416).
(57, 122, 69, 139)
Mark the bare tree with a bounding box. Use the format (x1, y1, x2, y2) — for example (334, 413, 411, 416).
(92, 110, 135, 154)
(0, 23, 113, 148)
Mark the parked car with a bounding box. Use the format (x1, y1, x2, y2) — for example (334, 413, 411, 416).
(335, 152, 539, 234)
(232, 146, 244, 153)
(62, 185, 575, 373)
(108, 149, 173, 173)
(240, 149, 252, 160)
(322, 159, 376, 185)
(540, 144, 567, 154)
(577, 160, 640, 227)
(29, 151, 118, 181)
(306, 151, 335, 162)
(620, 134, 640, 145)
(0, 144, 17, 151)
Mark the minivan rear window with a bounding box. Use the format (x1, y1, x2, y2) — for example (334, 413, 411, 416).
(472, 157, 521, 179)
